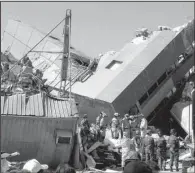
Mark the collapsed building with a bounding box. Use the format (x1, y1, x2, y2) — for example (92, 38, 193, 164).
(1, 19, 194, 137)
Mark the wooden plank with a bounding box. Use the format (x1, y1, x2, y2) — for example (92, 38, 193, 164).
(1, 96, 5, 114)
(58, 101, 64, 118)
(25, 96, 31, 116)
(21, 94, 26, 115)
(30, 95, 34, 116)
(17, 94, 22, 115)
(12, 94, 18, 115)
(44, 95, 48, 117)
(54, 100, 60, 118)
(3, 96, 9, 115)
(9, 96, 14, 115)
(47, 97, 52, 118)
(29, 95, 35, 116)
(61, 100, 69, 117)
(50, 98, 56, 118)
(37, 93, 44, 116)
(33, 94, 38, 116)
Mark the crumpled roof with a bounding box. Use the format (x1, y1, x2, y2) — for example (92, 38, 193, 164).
(1, 19, 89, 89)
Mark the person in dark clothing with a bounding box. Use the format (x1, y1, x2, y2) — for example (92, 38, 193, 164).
(142, 129, 155, 162)
(156, 129, 167, 171)
(167, 129, 180, 172)
(121, 114, 131, 138)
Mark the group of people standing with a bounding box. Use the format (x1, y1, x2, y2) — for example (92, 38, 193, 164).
(79, 112, 180, 172)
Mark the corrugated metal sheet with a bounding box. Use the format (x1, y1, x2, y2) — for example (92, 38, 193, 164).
(1, 92, 78, 117)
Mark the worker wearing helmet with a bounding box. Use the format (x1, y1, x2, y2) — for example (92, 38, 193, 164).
(111, 112, 121, 139)
(80, 114, 90, 129)
(156, 129, 167, 171)
(130, 114, 144, 139)
(96, 112, 103, 128)
(121, 114, 131, 138)
(167, 129, 179, 172)
(140, 114, 148, 138)
(133, 130, 142, 154)
(99, 112, 108, 142)
(142, 129, 155, 162)
(113, 130, 136, 170)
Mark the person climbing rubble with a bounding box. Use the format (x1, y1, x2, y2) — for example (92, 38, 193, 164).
(121, 114, 131, 138)
(111, 112, 121, 139)
(32, 69, 47, 90)
(167, 129, 180, 172)
(80, 114, 90, 151)
(142, 129, 155, 162)
(113, 130, 136, 170)
(156, 129, 167, 171)
(18, 58, 34, 90)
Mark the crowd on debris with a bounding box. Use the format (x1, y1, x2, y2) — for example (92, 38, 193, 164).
(79, 112, 194, 172)
(1, 56, 47, 94)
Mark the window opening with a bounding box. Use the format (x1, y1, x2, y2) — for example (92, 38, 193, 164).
(139, 93, 148, 105)
(148, 83, 158, 95)
(57, 137, 71, 144)
(157, 72, 167, 85)
(106, 60, 122, 71)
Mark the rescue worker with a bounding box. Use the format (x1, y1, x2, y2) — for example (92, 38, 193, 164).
(140, 115, 148, 138)
(156, 129, 167, 171)
(111, 112, 121, 139)
(113, 130, 136, 170)
(80, 114, 90, 151)
(167, 129, 180, 172)
(121, 114, 131, 138)
(142, 129, 155, 162)
(99, 112, 108, 142)
(129, 115, 138, 138)
(18, 60, 34, 89)
(133, 130, 142, 155)
(80, 114, 90, 130)
(96, 112, 103, 127)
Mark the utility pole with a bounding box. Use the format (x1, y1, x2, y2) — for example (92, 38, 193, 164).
(60, 9, 71, 97)
(192, 84, 195, 143)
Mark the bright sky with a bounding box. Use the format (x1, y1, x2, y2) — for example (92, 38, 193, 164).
(1, 2, 194, 57)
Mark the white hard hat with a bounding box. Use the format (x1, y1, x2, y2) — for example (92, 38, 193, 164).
(22, 159, 48, 173)
(114, 112, 119, 116)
